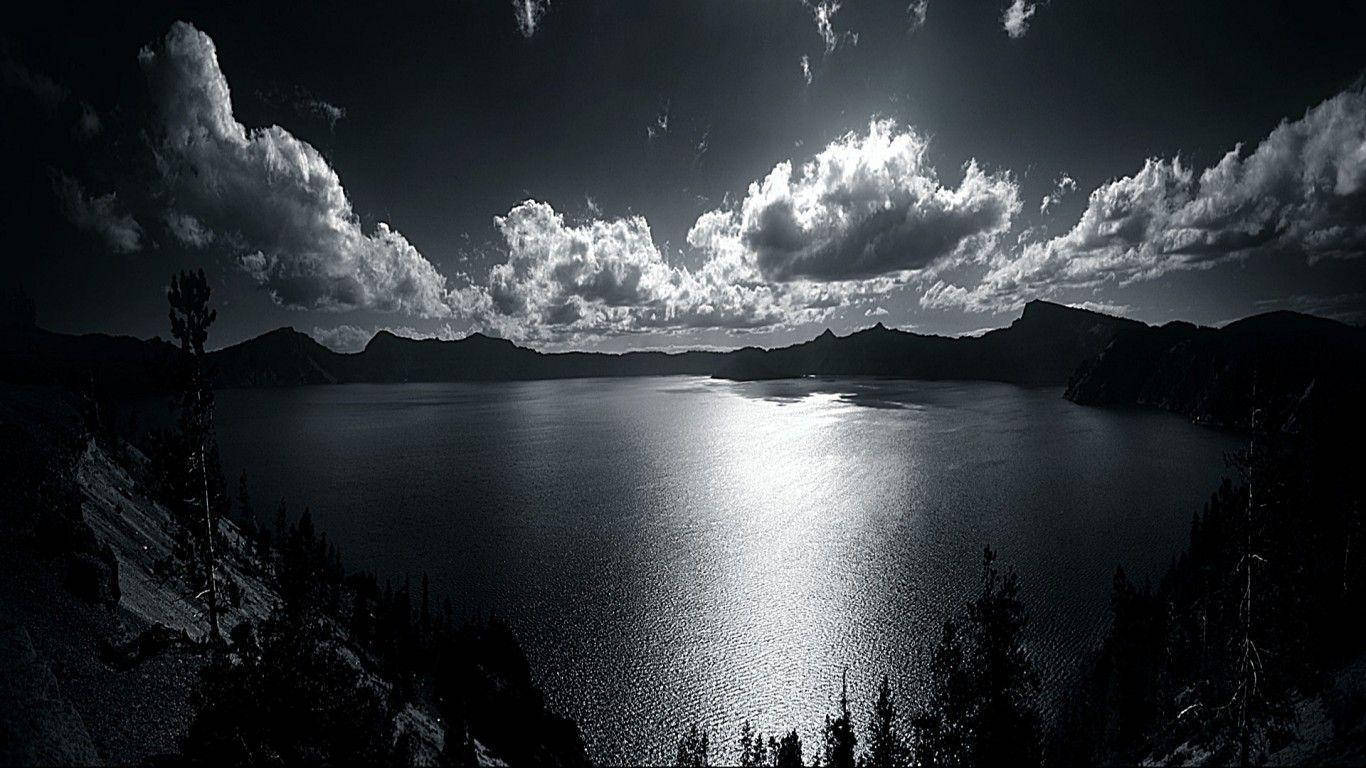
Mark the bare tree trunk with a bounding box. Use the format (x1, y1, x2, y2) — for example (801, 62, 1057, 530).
(198, 385, 220, 644)
(1238, 405, 1259, 768)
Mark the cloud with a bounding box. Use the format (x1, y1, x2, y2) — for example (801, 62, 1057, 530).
(1039, 173, 1076, 214)
(865, 305, 889, 316)
(805, 0, 857, 54)
(1001, 0, 1037, 38)
(299, 97, 345, 130)
(132, 23, 823, 343)
(512, 0, 550, 38)
(165, 211, 215, 247)
(646, 101, 669, 143)
(1067, 300, 1130, 316)
(310, 324, 373, 352)
(695, 128, 711, 164)
(698, 119, 1019, 283)
(1253, 292, 1366, 325)
(139, 21, 484, 319)
(2, 59, 68, 106)
(254, 84, 347, 130)
(485, 200, 793, 337)
(924, 84, 1366, 312)
(310, 323, 460, 352)
(800, 55, 813, 86)
(907, 0, 929, 32)
(76, 103, 102, 139)
(956, 325, 1001, 337)
(50, 170, 143, 253)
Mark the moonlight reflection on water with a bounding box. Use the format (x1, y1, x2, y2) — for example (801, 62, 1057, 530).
(214, 377, 1239, 765)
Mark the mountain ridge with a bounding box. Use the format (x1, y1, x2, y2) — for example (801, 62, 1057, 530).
(1065, 308, 1366, 433)
(5, 302, 1362, 430)
(195, 299, 1144, 387)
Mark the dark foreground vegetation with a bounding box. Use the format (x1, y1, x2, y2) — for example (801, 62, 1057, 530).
(1051, 417, 1366, 765)
(671, 546, 1042, 768)
(4, 277, 1366, 766)
(3, 277, 588, 766)
(671, 420, 1365, 767)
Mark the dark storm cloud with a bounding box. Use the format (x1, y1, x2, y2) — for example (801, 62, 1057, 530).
(924, 84, 1366, 312)
(49, 170, 143, 253)
(138, 22, 486, 319)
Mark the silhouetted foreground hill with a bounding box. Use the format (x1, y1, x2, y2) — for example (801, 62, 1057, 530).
(0, 326, 179, 393)
(1064, 311, 1366, 433)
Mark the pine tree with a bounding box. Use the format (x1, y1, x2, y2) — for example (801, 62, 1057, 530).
(970, 546, 1041, 767)
(822, 670, 857, 768)
(864, 675, 904, 768)
(169, 268, 222, 643)
(774, 730, 802, 768)
(913, 548, 1040, 768)
(739, 720, 765, 768)
(916, 618, 972, 768)
(675, 723, 709, 767)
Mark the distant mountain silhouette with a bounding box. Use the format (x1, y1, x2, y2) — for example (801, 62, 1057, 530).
(711, 300, 1145, 383)
(1065, 310, 1366, 432)
(208, 326, 353, 387)
(0, 325, 178, 394)
(199, 299, 1143, 387)
(5, 301, 1361, 424)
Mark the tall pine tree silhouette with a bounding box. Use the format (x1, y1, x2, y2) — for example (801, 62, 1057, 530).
(169, 268, 221, 642)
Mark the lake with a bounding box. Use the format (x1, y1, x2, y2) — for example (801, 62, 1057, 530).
(213, 377, 1241, 765)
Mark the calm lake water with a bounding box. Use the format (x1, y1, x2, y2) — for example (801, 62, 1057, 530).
(213, 377, 1240, 765)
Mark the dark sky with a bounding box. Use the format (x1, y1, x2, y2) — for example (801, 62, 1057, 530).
(4, 0, 1364, 351)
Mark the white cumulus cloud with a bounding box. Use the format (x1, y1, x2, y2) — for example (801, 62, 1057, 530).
(1001, 0, 1037, 38)
(698, 119, 1019, 284)
(907, 0, 929, 32)
(139, 21, 485, 319)
(924, 85, 1366, 312)
(1039, 173, 1076, 214)
(485, 200, 792, 337)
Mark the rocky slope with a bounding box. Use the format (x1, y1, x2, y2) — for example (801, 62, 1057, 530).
(0, 386, 451, 765)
